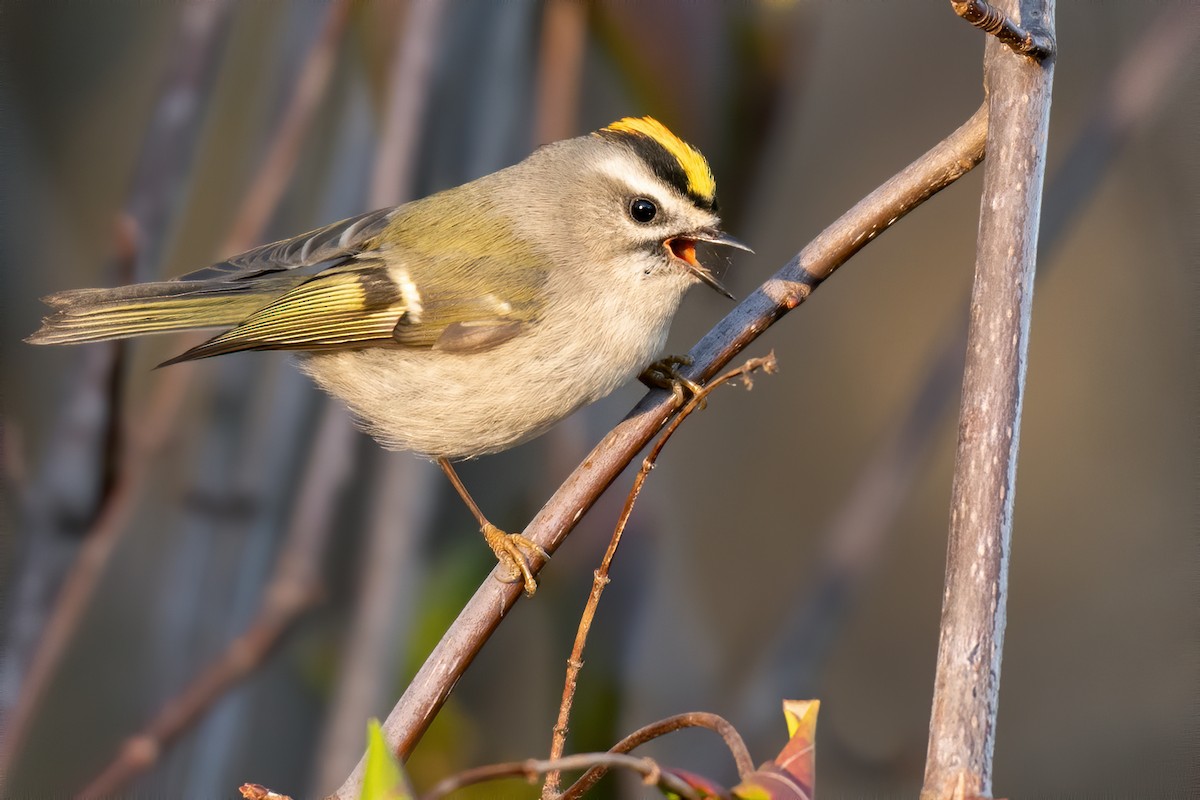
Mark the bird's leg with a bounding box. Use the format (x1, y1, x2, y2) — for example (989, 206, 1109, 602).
(437, 457, 547, 596)
(640, 354, 705, 408)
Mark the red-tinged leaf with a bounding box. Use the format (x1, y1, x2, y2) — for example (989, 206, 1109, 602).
(731, 764, 812, 800)
(775, 700, 817, 787)
(731, 700, 819, 800)
(661, 767, 730, 798)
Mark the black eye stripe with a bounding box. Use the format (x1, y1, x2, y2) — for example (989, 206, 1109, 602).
(629, 197, 657, 223)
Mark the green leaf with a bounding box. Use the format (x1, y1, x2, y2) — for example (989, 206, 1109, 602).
(359, 718, 412, 800)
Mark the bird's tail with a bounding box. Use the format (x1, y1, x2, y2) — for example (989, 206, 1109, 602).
(26, 277, 300, 346)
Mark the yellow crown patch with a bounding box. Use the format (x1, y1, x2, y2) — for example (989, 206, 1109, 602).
(600, 116, 716, 205)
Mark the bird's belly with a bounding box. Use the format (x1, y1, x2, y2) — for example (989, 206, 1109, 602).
(300, 315, 671, 459)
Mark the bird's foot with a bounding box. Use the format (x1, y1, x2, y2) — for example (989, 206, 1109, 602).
(640, 354, 705, 408)
(482, 522, 548, 596)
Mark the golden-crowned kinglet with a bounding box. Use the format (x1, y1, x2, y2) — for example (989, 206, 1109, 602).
(29, 116, 749, 593)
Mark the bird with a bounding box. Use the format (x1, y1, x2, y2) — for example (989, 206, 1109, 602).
(28, 116, 749, 594)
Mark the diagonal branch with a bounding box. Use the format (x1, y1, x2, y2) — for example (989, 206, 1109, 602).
(922, 1, 1056, 798)
(327, 102, 991, 800)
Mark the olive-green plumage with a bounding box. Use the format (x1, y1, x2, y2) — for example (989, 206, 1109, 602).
(30, 187, 550, 366)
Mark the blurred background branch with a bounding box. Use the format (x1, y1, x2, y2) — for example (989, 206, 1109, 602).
(310, 1, 446, 792)
(77, 400, 354, 799)
(1, 0, 352, 791)
(0, 0, 238, 780)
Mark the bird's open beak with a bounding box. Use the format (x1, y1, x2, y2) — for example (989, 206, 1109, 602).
(666, 229, 752, 300)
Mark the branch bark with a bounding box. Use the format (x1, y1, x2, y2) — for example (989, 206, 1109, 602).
(922, 2, 1055, 798)
(951, 0, 1053, 59)
(327, 103, 991, 800)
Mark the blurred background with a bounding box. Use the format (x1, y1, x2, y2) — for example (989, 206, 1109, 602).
(1, 1, 1195, 797)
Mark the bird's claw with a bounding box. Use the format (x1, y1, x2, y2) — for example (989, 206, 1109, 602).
(482, 523, 547, 596)
(640, 355, 705, 408)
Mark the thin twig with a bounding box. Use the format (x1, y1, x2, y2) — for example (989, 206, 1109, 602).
(950, 0, 1054, 59)
(328, 102, 990, 800)
(922, 2, 1055, 798)
(559, 712, 754, 800)
(76, 404, 357, 799)
(542, 355, 775, 797)
(421, 752, 701, 800)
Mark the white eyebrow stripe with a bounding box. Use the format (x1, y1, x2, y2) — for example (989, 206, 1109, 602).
(594, 155, 672, 203)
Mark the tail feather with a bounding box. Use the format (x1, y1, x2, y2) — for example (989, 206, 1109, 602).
(27, 278, 301, 346)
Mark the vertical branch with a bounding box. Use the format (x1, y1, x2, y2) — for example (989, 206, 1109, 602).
(922, 2, 1055, 798)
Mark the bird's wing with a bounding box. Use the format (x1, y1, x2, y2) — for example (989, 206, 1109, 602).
(162, 248, 548, 364)
(178, 207, 397, 281)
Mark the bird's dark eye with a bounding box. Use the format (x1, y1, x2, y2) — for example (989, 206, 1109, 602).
(629, 197, 657, 223)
